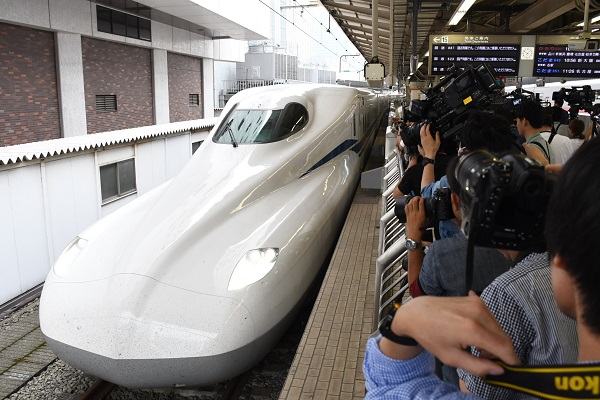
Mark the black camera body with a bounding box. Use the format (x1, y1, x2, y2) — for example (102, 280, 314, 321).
(552, 85, 599, 120)
(394, 187, 454, 228)
(503, 88, 546, 117)
(402, 64, 505, 147)
(456, 150, 555, 251)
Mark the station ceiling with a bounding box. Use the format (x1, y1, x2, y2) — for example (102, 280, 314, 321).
(320, 0, 596, 79)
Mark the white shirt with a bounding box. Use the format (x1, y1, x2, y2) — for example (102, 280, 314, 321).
(540, 130, 574, 164)
(571, 138, 585, 152)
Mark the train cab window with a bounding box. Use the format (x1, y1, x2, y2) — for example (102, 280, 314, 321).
(213, 102, 308, 145)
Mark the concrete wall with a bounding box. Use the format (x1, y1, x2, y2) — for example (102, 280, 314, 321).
(203, 58, 215, 118)
(214, 61, 237, 107)
(152, 49, 170, 125)
(56, 33, 87, 137)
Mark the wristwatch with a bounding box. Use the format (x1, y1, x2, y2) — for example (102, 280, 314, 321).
(379, 302, 419, 346)
(422, 157, 436, 166)
(406, 238, 423, 251)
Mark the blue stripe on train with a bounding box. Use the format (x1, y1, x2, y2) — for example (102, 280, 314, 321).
(300, 132, 371, 178)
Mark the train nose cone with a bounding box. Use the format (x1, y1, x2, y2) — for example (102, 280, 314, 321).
(40, 274, 258, 387)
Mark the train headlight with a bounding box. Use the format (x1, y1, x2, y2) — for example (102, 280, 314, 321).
(53, 236, 88, 277)
(228, 248, 279, 291)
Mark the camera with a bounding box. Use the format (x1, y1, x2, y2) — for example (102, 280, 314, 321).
(394, 187, 454, 228)
(403, 63, 505, 147)
(552, 85, 599, 120)
(502, 88, 547, 116)
(455, 150, 555, 251)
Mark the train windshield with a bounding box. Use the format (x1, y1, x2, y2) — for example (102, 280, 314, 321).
(213, 102, 308, 145)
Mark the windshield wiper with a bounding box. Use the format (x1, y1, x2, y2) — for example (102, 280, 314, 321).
(225, 119, 238, 148)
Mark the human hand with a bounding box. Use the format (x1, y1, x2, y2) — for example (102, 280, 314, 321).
(390, 293, 521, 376)
(545, 163, 562, 173)
(407, 155, 419, 169)
(405, 197, 427, 239)
(420, 123, 441, 158)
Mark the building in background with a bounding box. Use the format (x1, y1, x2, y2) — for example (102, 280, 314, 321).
(215, 0, 367, 107)
(0, 0, 269, 146)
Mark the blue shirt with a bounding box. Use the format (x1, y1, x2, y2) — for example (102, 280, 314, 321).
(419, 232, 512, 296)
(420, 175, 459, 239)
(363, 336, 481, 399)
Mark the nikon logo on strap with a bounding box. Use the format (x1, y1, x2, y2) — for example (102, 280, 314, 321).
(483, 361, 600, 399)
(555, 375, 599, 396)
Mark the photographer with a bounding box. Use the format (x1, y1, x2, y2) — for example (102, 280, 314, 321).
(568, 119, 587, 152)
(540, 114, 574, 164)
(404, 157, 513, 386)
(419, 111, 517, 239)
(405, 157, 511, 301)
(517, 100, 554, 165)
(392, 122, 454, 198)
(363, 139, 600, 399)
(551, 99, 569, 126)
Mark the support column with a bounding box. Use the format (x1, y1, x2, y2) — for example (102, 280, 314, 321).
(389, 0, 394, 82)
(55, 32, 87, 137)
(152, 49, 169, 124)
(372, 0, 379, 59)
(411, 0, 419, 74)
(203, 58, 215, 118)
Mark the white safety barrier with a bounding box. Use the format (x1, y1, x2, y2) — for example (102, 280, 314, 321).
(372, 112, 411, 333)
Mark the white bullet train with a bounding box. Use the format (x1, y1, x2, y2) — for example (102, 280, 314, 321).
(39, 83, 387, 388)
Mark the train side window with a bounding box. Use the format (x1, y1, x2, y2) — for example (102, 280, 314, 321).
(273, 102, 308, 139)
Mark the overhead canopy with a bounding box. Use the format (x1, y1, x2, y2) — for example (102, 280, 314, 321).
(321, 0, 596, 80)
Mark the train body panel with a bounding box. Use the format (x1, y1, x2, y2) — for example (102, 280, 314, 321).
(40, 84, 386, 387)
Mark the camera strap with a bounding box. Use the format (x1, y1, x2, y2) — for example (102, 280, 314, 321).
(530, 140, 551, 163)
(465, 236, 475, 296)
(548, 126, 559, 144)
(484, 360, 600, 400)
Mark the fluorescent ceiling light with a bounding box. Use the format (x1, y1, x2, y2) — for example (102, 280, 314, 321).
(417, 62, 423, 69)
(578, 15, 600, 27)
(448, 0, 477, 26)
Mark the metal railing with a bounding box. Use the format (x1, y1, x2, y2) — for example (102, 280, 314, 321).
(372, 120, 411, 333)
(222, 79, 301, 95)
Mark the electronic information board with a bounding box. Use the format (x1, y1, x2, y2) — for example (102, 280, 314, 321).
(430, 44, 520, 75)
(534, 44, 600, 78)
(429, 34, 521, 76)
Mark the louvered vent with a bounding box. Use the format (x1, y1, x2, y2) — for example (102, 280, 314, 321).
(96, 95, 117, 112)
(189, 94, 200, 106)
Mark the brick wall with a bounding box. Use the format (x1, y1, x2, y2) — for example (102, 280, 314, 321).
(82, 37, 153, 134)
(168, 53, 203, 122)
(0, 22, 61, 146)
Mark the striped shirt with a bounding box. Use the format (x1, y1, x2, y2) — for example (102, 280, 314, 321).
(458, 252, 579, 399)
